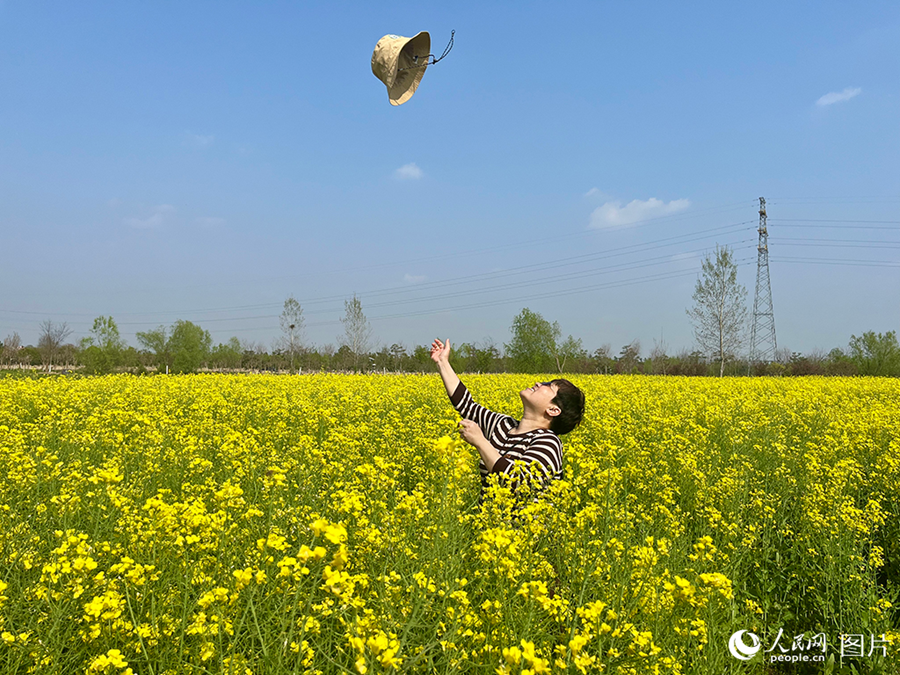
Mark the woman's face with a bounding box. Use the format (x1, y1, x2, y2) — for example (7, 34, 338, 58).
(519, 381, 561, 417)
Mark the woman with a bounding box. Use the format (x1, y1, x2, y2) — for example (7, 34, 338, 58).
(430, 338, 585, 502)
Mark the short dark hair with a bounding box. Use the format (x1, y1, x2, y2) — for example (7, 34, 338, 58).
(549, 379, 585, 435)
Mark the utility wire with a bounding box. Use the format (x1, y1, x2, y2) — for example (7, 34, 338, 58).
(304, 259, 757, 328)
(769, 257, 900, 267)
(0, 241, 758, 334)
(770, 237, 900, 244)
(768, 224, 900, 230)
(769, 219, 900, 224)
(3, 239, 756, 328)
(0, 220, 754, 319)
(11, 200, 760, 305)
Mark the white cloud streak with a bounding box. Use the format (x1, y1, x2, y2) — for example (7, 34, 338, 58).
(590, 197, 690, 229)
(816, 87, 861, 106)
(196, 216, 226, 228)
(124, 204, 175, 229)
(584, 187, 614, 200)
(186, 132, 215, 146)
(403, 273, 426, 284)
(394, 163, 423, 180)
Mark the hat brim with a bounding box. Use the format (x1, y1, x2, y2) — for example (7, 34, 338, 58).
(387, 32, 431, 106)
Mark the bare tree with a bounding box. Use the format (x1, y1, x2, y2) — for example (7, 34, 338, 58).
(649, 335, 669, 375)
(686, 245, 748, 377)
(592, 344, 613, 374)
(38, 320, 72, 371)
(340, 294, 372, 371)
(241, 339, 267, 354)
(2, 332, 22, 367)
(774, 346, 792, 365)
(279, 295, 305, 369)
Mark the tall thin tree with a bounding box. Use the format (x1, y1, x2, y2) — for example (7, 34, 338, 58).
(340, 294, 372, 371)
(279, 295, 305, 370)
(686, 245, 748, 377)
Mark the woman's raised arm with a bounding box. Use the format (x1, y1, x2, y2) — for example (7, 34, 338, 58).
(430, 338, 460, 397)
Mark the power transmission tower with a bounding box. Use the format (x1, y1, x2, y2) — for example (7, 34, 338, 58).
(748, 197, 777, 374)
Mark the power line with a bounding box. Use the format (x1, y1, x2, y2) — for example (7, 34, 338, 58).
(770, 241, 900, 250)
(1, 239, 757, 329)
(770, 224, 900, 230)
(769, 219, 900, 224)
(303, 260, 757, 329)
(287, 222, 754, 309)
(340, 241, 757, 314)
(11, 200, 760, 305)
(771, 237, 900, 244)
(769, 257, 900, 268)
(0, 220, 755, 319)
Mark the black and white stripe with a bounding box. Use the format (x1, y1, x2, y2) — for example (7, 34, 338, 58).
(449, 381, 564, 499)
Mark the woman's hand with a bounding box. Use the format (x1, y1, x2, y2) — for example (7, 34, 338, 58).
(430, 338, 451, 365)
(457, 419, 485, 447)
(457, 419, 501, 471)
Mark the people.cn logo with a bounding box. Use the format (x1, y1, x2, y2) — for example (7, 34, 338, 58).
(729, 630, 762, 660)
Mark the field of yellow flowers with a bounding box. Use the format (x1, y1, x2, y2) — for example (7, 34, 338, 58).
(0, 373, 898, 675)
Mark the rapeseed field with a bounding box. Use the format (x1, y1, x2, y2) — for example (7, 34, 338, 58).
(0, 374, 898, 674)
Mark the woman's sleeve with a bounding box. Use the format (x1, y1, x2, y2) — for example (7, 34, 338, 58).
(449, 381, 505, 439)
(490, 433, 563, 493)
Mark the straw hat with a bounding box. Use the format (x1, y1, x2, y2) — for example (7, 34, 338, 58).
(371, 32, 431, 106)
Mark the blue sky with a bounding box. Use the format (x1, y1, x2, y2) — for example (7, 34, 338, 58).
(1, 1, 898, 357)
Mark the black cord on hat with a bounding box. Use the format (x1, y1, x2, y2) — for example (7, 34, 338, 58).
(399, 30, 455, 71)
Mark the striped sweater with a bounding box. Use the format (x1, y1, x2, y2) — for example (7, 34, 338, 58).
(449, 381, 564, 500)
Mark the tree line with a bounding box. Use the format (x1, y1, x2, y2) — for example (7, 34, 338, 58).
(2, 250, 899, 376)
(1, 312, 896, 377)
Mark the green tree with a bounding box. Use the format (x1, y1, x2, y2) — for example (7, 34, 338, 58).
(686, 245, 748, 377)
(79, 316, 126, 374)
(848, 330, 900, 376)
(136, 326, 170, 373)
(410, 345, 433, 372)
(471, 340, 501, 373)
(592, 345, 614, 375)
(168, 320, 212, 374)
(555, 335, 586, 373)
(616, 340, 642, 374)
(211, 337, 243, 370)
(505, 308, 560, 373)
(825, 347, 857, 376)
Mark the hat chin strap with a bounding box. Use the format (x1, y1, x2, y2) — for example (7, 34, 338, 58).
(398, 30, 455, 71)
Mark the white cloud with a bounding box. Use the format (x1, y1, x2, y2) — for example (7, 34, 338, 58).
(196, 216, 226, 227)
(185, 132, 215, 147)
(124, 204, 175, 229)
(403, 273, 426, 284)
(816, 87, 861, 106)
(590, 197, 690, 228)
(584, 187, 613, 200)
(107, 198, 121, 209)
(394, 163, 423, 180)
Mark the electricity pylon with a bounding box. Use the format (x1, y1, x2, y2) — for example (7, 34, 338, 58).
(748, 197, 777, 374)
